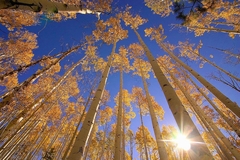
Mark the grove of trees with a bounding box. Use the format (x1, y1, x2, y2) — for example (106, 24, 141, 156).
(0, 0, 239, 159)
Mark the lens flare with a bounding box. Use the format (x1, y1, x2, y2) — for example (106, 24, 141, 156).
(175, 134, 191, 151)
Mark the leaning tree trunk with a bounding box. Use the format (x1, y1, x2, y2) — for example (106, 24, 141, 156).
(162, 63, 240, 159)
(82, 123, 98, 160)
(0, 48, 67, 81)
(122, 104, 126, 160)
(138, 61, 169, 160)
(114, 65, 123, 160)
(0, 0, 92, 13)
(133, 28, 212, 160)
(190, 49, 240, 82)
(198, 116, 230, 160)
(139, 103, 149, 160)
(0, 45, 82, 110)
(184, 25, 240, 35)
(62, 82, 96, 159)
(134, 29, 212, 159)
(158, 41, 240, 118)
(67, 42, 116, 160)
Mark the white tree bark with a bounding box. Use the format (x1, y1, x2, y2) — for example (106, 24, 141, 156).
(139, 103, 149, 160)
(114, 65, 123, 160)
(139, 61, 169, 160)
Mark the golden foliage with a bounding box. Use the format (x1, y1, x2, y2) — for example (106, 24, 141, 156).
(144, 25, 166, 42)
(121, 8, 148, 29)
(99, 106, 113, 125)
(93, 17, 128, 44)
(132, 59, 151, 79)
(0, 31, 37, 66)
(112, 46, 132, 73)
(144, 0, 173, 17)
(0, 10, 39, 30)
(128, 43, 144, 59)
(0, 73, 18, 89)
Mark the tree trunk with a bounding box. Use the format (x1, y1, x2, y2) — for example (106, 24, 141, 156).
(62, 85, 95, 159)
(1, 0, 84, 12)
(139, 103, 149, 160)
(158, 41, 240, 118)
(133, 28, 212, 159)
(122, 104, 126, 160)
(114, 66, 123, 160)
(82, 123, 97, 160)
(200, 121, 228, 160)
(67, 42, 116, 160)
(187, 73, 240, 137)
(138, 61, 169, 160)
(0, 48, 66, 81)
(190, 49, 240, 82)
(185, 25, 240, 34)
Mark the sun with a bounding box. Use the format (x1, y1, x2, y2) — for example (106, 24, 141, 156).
(175, 134, 191, 151)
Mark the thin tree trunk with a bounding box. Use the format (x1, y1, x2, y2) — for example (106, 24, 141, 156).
(190, 49, 240, 82)
(122, 104, 126, 160)
(133, 28, 212, 159)
(138, 60, 169, 160)
(187, 73, 240, 137)
(0, 48, 66, 81)
(139, 103, 149, 160)
(67, 42, 116, 160)
(197, 112, 233, 159)
(200, 121, 228, 160)
(0, 45, 82, 110)
(185, 25, 240, 34)
(99, 124, 108, 160)
(158, 42, 240, 118)
(114, 66, 123, 160)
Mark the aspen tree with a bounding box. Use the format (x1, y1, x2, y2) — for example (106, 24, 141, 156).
(112, 46, 132, 160)
(67, 16, 128, 160)
(132, 87, 149, 160)
(129, 43, 168, 159)
(122, 11, 212, 159)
